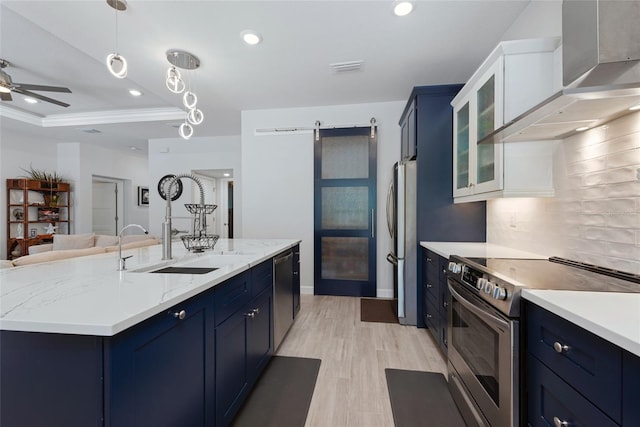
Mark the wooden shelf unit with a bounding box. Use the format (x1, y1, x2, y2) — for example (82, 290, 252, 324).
(6, 178, 71, 260)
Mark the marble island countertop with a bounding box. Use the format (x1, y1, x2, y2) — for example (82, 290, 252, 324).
(0, 238, 299, 336)
(523, 289, 640, 357)
(420, 241, 547, 259)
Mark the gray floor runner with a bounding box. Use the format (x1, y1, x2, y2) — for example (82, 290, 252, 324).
(385, 369, 467, 427)
(232, 356, 321, 427)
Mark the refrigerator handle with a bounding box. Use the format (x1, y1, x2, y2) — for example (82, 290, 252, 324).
(371, 209, 375, 238)
(386, 253, 398, 265)
(386, 179, 394, 238)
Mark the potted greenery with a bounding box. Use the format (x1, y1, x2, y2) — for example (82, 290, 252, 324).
(20, 165, 66, 206)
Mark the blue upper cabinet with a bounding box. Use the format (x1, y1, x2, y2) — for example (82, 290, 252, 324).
(400, 84, 486, 244)
(452, 37, 561, 203)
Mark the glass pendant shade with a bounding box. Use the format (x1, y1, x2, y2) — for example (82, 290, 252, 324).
(187, 108, 204, 125)
(106, 53, 127, 79)
(179, 122, 193, 139)
(183, 91, 198, 109)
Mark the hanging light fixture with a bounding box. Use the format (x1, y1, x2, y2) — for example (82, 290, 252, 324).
(165, 50, 203, 139)
(105, 0, 128, 79)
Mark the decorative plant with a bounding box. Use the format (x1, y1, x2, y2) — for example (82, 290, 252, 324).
(20, 165, 65, 183)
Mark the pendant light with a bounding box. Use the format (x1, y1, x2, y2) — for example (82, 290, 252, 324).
(166, 50, 203, 139)
(106, 0, 128, 79)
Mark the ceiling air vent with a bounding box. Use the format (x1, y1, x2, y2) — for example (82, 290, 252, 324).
(330, 60, 363, 73)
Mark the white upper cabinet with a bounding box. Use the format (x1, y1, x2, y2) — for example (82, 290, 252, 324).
(452, 37, 561, 203)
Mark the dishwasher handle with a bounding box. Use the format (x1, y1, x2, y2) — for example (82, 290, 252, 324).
(274, 250, 294, 265)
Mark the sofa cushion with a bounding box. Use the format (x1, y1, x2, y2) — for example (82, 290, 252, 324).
(0, 260, 14, 269)
(29, 243, 53, 255)
(53, 233, 95, 251)
(104, 239, 160, 252)
(121, 234, 153, 244)
(94, 234, 119, 248)
(12, 247, 105, 267)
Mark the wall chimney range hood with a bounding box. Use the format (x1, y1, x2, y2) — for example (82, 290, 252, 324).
(480, 0, 640, 145)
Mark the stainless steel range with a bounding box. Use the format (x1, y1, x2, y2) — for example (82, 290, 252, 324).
(445, 255, 640, 427)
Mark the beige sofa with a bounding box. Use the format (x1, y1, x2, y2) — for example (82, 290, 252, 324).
(4, 233, 160, 268)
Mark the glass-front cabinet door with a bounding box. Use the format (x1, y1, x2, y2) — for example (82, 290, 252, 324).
(473, 58, 503, 195)
(452, 56, 504, 199)
(453, 100, 473, 198)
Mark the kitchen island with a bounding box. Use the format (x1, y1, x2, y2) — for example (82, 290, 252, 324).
(0, 238, 300, 427)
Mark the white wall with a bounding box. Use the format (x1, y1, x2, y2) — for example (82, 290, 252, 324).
(488, 112, 640, 275)
(56, 143, 150, 234)
(147, 136, 241, 239)
(241, 101, 404, 296)
(500, 0, 562, 42)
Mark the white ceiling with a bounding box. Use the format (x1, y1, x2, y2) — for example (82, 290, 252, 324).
(0, 0, 530, 153)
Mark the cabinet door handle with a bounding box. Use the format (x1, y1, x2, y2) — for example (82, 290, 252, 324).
(426, 257, 432, 262)
(173, 310, 186, 320)
(443, 301, 448, 308)
(252, 308, 260, 315)
(553, 416, 569, 427)
(426, 283, 433, 288)
(426, 314, 432, 319)
(245, 311, 256, 319)
(553, 342, 569, 354)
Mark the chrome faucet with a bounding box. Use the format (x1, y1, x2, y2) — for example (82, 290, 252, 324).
(162, 174, 206, 260)
(118, 224, 149, 271)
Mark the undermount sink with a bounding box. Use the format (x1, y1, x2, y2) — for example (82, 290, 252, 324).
(150, 266, 218, 274)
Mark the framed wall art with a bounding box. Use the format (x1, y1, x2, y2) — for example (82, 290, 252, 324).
(138, 186, 149, 206)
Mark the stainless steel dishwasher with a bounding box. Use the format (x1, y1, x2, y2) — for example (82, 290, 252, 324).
(273, 249, 294, 350)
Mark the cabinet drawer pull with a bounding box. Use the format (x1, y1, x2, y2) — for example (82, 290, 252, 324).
(252, 308, 260, 315)
(553, 342, 569, 353)
(426, 283, 433, 288)
(245, 311, 256, 319)
(443, 301, 448, 308)
(173, 310, 186, 320)
(426, 314, 432, 319)
(426, 257, 432, 262)
(553, 416, 569, 427)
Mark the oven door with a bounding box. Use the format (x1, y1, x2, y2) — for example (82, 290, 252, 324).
(447, 278, 518, 427)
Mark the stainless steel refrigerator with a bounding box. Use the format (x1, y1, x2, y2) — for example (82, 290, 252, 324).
(386, 159, 417, 326)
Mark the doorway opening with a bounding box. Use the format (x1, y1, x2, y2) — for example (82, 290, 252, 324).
(92, 176, 125, 236)
(192, 169, 234, 239)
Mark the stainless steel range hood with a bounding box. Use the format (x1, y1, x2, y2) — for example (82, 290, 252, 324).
(481, 0, 640, 145)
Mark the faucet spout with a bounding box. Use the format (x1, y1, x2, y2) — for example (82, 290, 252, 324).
(118, 224, 149, 271)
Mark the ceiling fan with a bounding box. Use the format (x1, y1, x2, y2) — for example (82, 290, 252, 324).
(0, 58, 72, 107)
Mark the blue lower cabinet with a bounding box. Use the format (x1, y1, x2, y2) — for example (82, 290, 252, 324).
(215, 285, 274, 427)
(0, 331, 103, 427)
(623, 351, 640, 426)
(527, 354, 618, 427)
(105, 289, 216, 427)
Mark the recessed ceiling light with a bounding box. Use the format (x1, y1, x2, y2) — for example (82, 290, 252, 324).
(575, 126, 590, 132)
(241, 30, 262, 46)
(392, 1, 414, 16)
(128, 89, 142, 96)
(24, 97, 38, 104)
(629, 104, 640, 111)
(223, 173, 230, 177)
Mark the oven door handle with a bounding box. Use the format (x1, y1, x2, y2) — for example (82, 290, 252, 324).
(448, 281, 510, 330)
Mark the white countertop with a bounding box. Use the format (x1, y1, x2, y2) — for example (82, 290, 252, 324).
(523, 289, 640, 357)
(0, 239, 299, 336)
(420, 241, 547, 260)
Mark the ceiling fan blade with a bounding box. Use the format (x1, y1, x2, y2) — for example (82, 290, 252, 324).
(13, 88, 70, 107)
(1, 92, 12, 101)
(13, 83, 71, 93)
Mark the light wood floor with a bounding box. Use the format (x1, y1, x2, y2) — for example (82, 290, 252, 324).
(276, 294, 448, 427)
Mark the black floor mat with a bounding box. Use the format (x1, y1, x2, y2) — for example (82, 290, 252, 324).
(385, 369, 467, 427)
(232, 356, 321, 427)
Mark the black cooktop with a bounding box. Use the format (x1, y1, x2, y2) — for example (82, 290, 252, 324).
(463, 256, 640, 293)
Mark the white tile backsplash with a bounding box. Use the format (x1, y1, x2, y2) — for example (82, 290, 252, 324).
(488, 111, 640, 275)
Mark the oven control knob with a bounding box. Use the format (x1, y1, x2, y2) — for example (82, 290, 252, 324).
(448, 262, 462, 274)
(484, 281, 495, 294)
(476, 278, 486, 290)
(492, 286, 507, 300)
